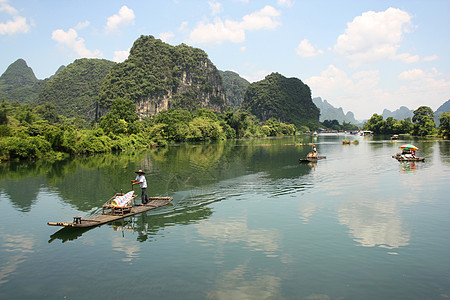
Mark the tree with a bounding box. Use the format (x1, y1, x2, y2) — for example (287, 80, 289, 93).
(0, 101, 8, 125)
(109, 97, 138, 123)
(36, 103, 60, 124)
(381, 117, 396, 134)
(438, 112, 450, 137)
(412, 106, 434, 123)
(363, 114, 384, 134)
(396, 118, 412, 134)
(323, 119, 340, 130)
(265, 118, 282, 136)
(99, 98, 139, 135)
(411, 106, 436, 136)
(223, 110, 254, 138)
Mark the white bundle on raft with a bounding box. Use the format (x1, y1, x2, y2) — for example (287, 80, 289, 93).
(112, 191, 134, 207)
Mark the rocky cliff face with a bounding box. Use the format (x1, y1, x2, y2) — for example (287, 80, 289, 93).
(97, 35, 226, 120)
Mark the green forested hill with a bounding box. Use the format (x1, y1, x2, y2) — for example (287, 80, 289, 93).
(0, 59, 44, 104)
(98, 35, 226, 119)
(242, 72, 319, 129)
(38, 58, 116, 121)
(0, 58, 38, 91)
(219, 70, 250, 109)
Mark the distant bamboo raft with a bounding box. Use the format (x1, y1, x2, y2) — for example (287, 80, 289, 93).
(299, 156, 326, 163)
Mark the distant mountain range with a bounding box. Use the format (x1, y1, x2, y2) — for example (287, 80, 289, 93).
(381, 106, 414, 120)
(312, 97, 359, 124)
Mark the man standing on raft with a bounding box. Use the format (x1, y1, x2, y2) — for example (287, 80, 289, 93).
(307, 144, 318, 159)
(131, 169, 149, 205)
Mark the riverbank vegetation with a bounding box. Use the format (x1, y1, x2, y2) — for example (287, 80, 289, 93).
(0, 98, 296, 162)
(363, 106, 449, 138)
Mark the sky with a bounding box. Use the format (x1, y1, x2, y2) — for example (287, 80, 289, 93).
(1, 0, 449, 120)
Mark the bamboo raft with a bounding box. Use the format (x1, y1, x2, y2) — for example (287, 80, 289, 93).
(392, 154, 425, 162)
(48, 193, 173, 228)
(393, 156, 425, 162)
(299, 156, 326, 163)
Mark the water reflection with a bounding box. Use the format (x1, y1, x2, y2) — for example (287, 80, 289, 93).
(195, 217, 280, 259)
(207, 265, 281, 299)
(48, 227, 93, 243)
(0, 233, 34, 285)
(399, 161, 417, 174)
(338, 194, 410, 249)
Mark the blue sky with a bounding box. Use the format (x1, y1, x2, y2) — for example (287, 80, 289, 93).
(1, 0, 449, 119)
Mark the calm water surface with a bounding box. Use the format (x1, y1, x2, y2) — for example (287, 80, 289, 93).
(0, 135, 449, 299)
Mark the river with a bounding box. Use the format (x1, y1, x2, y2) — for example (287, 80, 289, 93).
(0, 135, 449, 299)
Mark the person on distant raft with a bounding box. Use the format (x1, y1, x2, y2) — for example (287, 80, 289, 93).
(312, 144, 318, 158)
(131, 170, 149, 205)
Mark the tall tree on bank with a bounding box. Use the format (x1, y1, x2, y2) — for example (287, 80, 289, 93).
(411, 106, 436, 136)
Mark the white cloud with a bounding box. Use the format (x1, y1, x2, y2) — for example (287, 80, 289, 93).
(241, 5, 280, 30)
(209, 1, 222, 15)
(277, 0, 293, 7)
(52, 28, 103, 58)
(333, 7, 414, 67)
(105, 5, 135, 33)
(0, 0, 30, 35)
(188, 5, 280, 45)
(396, 68, 450, 111)
(424, 55, 439, 62)
(0, 0, 18, 14)
(158, 31, 174, 43)
(398, 67, 442, 81)
(178, 21, 189, 32)
(393, 53, 419, 64)
(295, 39, 323, 57)
(113, 49, 130, 62)
(398, 68, 425, 81)
(306, 65, 389, 118)
(0, 15, 30, 35)
(189, 18, 245, 44)
(75, 21, 90, 30)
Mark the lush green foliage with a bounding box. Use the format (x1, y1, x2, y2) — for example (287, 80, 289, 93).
(38, 58, 116, 122)
(219, 70, 250, 109)
(411, 106, 437, 136)
(363, 106, 441, 136)
(99, 98, 139, 135)
(438, 112, 450, 137)
(0, 100, 298, 162)
(322, 119, 359, 131)
(98, 35, 225, 115)
(363, 114, 413, 135)
(0, 59, 44, 104)
(242, 73, 320, 130)
(0, 59, 38, 91)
